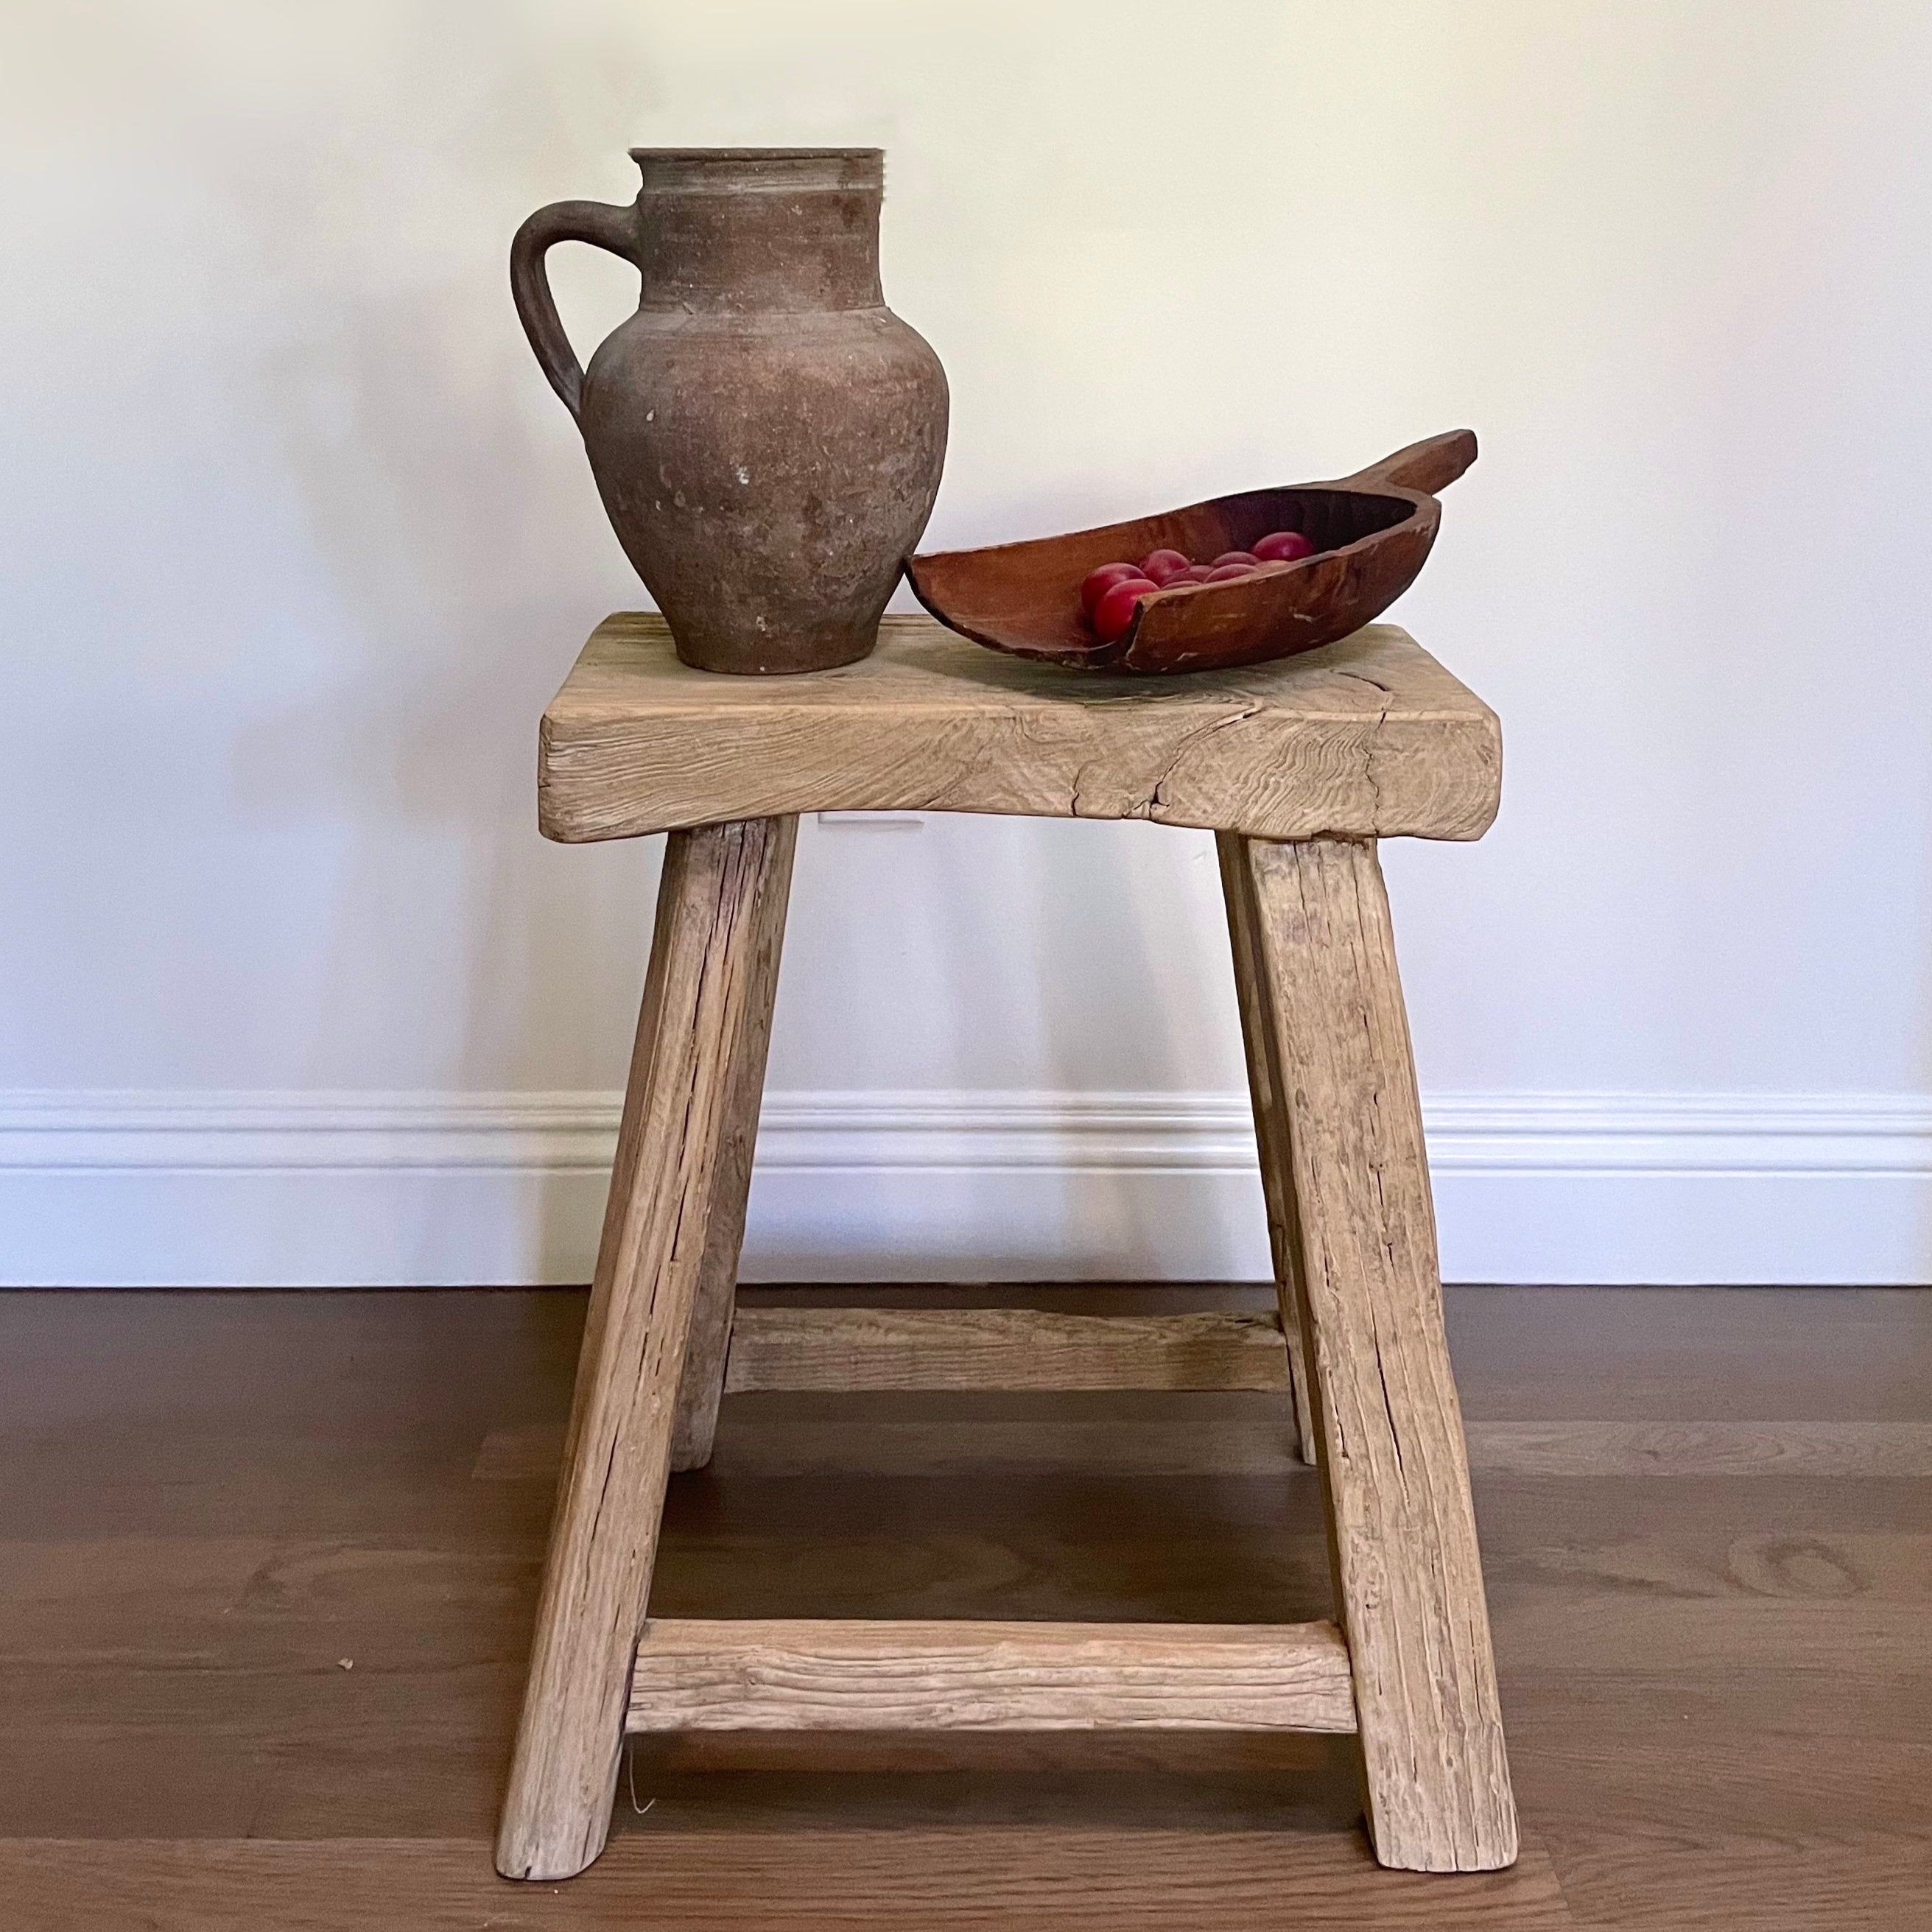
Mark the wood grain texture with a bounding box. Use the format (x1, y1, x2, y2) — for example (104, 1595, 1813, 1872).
(1541, 1824, 1932, 1932)
(722, 1306, 1291, 1393)
(495, 816, 797, 1883)
(574, 1411, 1932, 1484)
(539, 616, 1501, 843)
(668, 818, 795, 1472)
(1242, 835, 1517, 1873)
(1466, 1419, 1932, 1478)
(0, 1834, 1578, 1931)
(4, 1282, 1930, 1926)
(628, 1617, 1357, 1734)
(1216, 828, 1318, 1464)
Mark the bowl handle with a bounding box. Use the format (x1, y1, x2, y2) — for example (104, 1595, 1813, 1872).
(1343, 429, 1478, 496)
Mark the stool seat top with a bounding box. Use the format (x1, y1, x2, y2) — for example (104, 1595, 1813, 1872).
(540, 614, 1500, 843)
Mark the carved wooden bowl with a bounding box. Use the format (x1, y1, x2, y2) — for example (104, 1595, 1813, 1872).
(906, 430, 1476, 675)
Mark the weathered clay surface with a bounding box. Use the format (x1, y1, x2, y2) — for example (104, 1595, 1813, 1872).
(513, 150, 948, 675)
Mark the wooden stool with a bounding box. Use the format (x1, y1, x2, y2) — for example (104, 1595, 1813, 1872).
(497, 613, 1517, 1881)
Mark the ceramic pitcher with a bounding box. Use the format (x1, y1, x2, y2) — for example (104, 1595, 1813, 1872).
(512, 148, 949, 675)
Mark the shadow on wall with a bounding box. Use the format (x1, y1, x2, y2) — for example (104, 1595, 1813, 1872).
(206, 10, 671, 1276)
(916, 815, 1223, 1277)
(175, 5, 1196, 1280)
(737, 809, 1246, 1282)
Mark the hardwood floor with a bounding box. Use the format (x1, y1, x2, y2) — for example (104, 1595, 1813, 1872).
(1, 1284, 1928, 1928)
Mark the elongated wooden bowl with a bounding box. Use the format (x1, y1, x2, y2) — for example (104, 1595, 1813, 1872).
(906, 429, 1477, 675)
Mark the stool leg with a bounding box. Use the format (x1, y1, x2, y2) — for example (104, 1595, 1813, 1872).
(1237, 835, 1517, 1873)
(496, 815, 797, 1882)
(670, 822, 795, 1471)
(1216, 829, 1318, 1464)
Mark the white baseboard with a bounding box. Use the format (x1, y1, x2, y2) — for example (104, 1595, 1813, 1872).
(1, 1089, 1928, 1287)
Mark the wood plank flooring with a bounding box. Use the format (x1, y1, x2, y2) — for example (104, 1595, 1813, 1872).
(1, 1283, 1928, 1928)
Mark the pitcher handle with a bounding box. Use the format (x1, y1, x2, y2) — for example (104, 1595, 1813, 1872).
(510, 199, 640, 420)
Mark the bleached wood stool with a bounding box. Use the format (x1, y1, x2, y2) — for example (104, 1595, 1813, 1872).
(497, 613, 1517, 1881)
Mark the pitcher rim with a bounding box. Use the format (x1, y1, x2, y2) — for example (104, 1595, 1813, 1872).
(628, 146, 883, 164)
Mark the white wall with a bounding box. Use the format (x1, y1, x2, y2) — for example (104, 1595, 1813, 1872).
(4, 1, 1931, 1284)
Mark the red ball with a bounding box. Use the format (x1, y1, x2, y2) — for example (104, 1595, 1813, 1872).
(1254, 530, 1315, 563)
(1080, 562, 1142, 618)
(1092, 576, 1159, 642)
(1210, 550, 1260, 569)
(1139, 548, 1192, 585)
(1205, 561, 1257, 583)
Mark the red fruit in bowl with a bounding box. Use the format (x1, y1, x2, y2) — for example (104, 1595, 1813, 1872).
(1139, 547, 1192, 585)
(1254, 529, 1315, 563)
(1205, 561, 1257, 583)
(1165, 566, 1213, 586)
(1080, 561, 1142, 617)
(1210, 550, 1260, 569)
(1092, 576, 1158, 642)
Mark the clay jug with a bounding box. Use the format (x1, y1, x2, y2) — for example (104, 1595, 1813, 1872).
(512, 148, 948, 675)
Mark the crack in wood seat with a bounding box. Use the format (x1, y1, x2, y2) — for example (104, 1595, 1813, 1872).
(498, 614, 1518, 1887)
(539, 613, 1501, 844)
